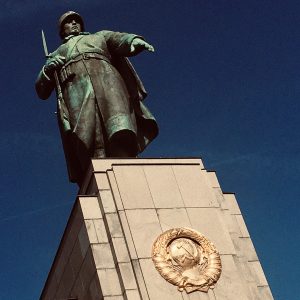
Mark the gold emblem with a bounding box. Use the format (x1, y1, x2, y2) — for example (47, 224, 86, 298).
(151, 228, 222, 293)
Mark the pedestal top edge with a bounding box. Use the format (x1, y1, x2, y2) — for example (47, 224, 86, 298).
(90, 157, 204, 172)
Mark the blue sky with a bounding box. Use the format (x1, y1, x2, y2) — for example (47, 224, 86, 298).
(0, 1, 299, 299)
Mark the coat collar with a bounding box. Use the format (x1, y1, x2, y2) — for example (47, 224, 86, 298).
(63, 32, 90, 43)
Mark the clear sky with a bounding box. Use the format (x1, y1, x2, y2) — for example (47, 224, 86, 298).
(0, 1, 299, 299)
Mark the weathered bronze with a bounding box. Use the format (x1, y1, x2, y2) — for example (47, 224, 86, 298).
(35, 11, 158, 185)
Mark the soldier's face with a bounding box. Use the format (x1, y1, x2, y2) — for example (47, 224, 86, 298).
(63, 18, 82, 37)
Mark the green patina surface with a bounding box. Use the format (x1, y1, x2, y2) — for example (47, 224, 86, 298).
(35, 12, 158, 185)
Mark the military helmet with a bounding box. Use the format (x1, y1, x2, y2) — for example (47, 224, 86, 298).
(58, 11, 85, 39)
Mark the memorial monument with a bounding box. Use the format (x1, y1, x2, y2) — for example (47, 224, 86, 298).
(36, 11, 158, 186)
(36, 11, 273, 300)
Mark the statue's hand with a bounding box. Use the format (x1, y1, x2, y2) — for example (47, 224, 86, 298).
(44, 55, 66, 76)
(130, 38, 155, 54)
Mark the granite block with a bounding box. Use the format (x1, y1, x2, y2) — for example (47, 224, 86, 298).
(106, 213, 123, 238)
(93, 218, 109, 243)
(79, 196, 102, 219)
(187, 208, 236, 255)
(125, 209, 162, 258)
(107, 170, 124, 211)
(119, 211, 138, 259)
(173, 165, 218, 207)
(139, 258, 184, 300)
(143, 165, 184, 208)
(213, 255, 251, 300)
(92, 243, 115, 269)
(157, 208, 192, 231)
(95, 172, 111, 190)
(99, 190, 116, 213)
(112, 237, 131, 263)
(118, 262, 138, 290)
(113, 165, 155, 209)
(97, 268, 122, 296)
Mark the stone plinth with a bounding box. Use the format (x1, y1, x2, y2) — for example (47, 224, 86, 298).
(40, 158, 273, 300)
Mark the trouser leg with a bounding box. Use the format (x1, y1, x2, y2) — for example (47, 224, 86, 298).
(108, 130, 138, 157)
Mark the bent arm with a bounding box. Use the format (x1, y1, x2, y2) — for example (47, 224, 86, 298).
(35, 67, 55, 100)
(35, 53, 65, 100)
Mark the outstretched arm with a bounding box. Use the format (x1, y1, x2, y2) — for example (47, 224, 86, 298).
(130, 37, 155, 54)
(101, 31, 154, 57)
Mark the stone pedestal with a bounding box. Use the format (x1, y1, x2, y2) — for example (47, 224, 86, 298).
(40, 158, 273, 300)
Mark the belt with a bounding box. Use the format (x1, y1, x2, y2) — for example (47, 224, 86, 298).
(68, 52, 111, 64)
(59, 52, 111, 83)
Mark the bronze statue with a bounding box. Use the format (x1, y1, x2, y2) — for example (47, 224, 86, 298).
(35, 11, 158, 185)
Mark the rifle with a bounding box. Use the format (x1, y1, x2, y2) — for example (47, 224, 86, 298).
(41, 30, 69, 130)
(41, 30, 63, 102)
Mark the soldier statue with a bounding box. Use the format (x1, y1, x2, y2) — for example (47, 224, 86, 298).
(35, 11, 158, 185)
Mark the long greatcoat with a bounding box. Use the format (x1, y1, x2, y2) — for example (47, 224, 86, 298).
(35, 31, 158, 184)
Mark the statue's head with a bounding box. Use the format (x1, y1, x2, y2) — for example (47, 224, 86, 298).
(58, 11, 85, 39)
